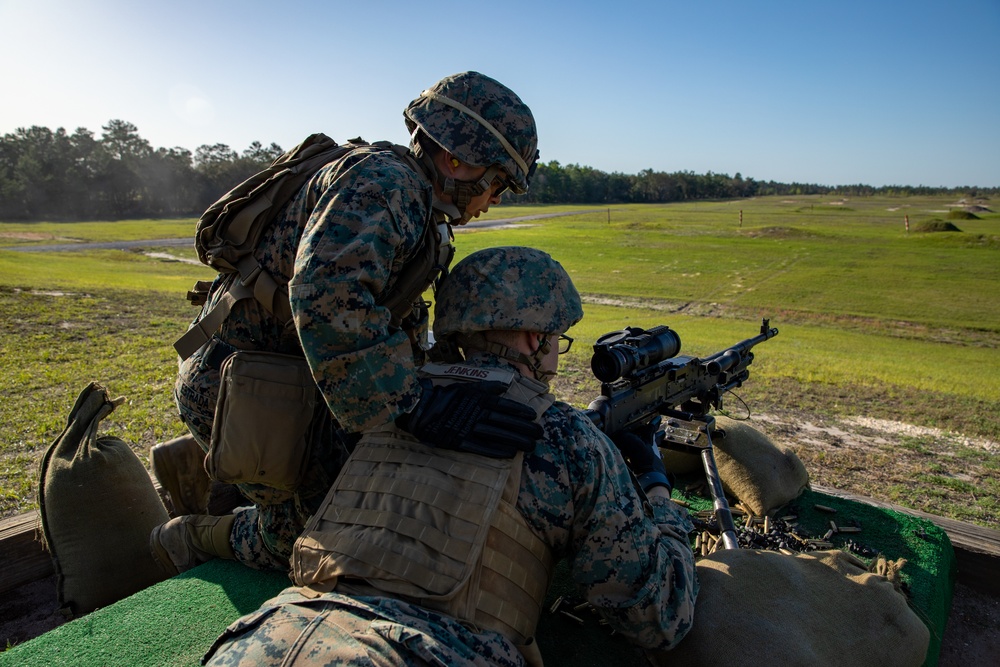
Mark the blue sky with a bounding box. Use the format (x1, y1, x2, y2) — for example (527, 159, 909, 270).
(2, 0, 998, 188)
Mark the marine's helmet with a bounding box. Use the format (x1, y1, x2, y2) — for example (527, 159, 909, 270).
(405, 71, 539, 194)
(433, 246, 583, 340)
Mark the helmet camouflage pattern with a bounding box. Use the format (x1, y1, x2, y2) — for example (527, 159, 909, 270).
(404, 71, 539, 193)
(433, 246, 583, 339)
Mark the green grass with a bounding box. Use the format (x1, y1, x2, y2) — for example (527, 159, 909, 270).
(2, 194, 999, 529)
(0, 218, 197, 245)
(469, 198, 1000, 333)
(0, 286, 197, 515)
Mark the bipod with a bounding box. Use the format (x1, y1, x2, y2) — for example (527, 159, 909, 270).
(659, 411, 739, 549)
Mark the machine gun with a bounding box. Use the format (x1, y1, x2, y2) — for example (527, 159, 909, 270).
(585, 318, 779, 549)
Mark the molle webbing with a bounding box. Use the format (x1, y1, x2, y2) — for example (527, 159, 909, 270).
(291, 365, 555, 644)
(471, 458, 553, 642)
(292, 436, 511, 599)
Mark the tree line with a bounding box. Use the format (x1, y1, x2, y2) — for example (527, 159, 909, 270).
(1, 120, 994, 221)
(0, 120, 283, 221)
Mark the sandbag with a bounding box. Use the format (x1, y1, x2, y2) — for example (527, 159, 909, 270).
(658, 416, 808, 516)
(648, 548, 929, 667)
(37, 382, 170, 616)
(711, 415, 808, 515)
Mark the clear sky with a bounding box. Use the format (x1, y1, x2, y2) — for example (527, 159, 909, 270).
(2, 0, 998, 188)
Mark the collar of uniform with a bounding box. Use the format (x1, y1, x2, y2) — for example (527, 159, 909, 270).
(431, 197, 462, 224)
(397, 142, 463, 224)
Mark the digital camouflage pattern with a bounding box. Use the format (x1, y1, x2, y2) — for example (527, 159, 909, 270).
(405, 71, 538, 193)
(175, 143, 439, 568)
(433, 246, 584, 339)
(203, 353, 699, 664)
(204, 588, 526, 667)
(176, 71, 540, 571)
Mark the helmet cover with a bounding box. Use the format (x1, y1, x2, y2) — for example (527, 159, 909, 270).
(433, 246, 583, 339)
(405, 71, 539, 193)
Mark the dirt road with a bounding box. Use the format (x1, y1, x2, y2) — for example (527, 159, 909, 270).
(2, 210, 607, 253)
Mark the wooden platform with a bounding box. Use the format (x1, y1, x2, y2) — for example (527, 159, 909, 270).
(3, 469, 997, 666)
(0, 486, 968, 667)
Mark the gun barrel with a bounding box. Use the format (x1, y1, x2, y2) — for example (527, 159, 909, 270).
(704, 325, 778, 371)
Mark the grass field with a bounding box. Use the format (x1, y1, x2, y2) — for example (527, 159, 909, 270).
(2, 194, 998, 529)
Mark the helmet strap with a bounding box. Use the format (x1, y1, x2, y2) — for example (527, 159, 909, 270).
(411, 131, 503, 223)
(438, 163, 503, 222)
(528, 335, 557, 383)
(459, 332, 555, 383)
(404, 137, 462, 221)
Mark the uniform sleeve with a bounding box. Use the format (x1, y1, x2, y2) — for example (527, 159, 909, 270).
(288, 153, 431, 432)
(520, 406, 699, 651)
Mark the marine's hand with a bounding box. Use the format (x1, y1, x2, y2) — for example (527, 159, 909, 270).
(613, 427, 672, 494)
(396, 380, 542, 458)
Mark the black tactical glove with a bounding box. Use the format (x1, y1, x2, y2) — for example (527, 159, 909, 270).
(612, 427, 672, 494)
(396, 379, 542, 458)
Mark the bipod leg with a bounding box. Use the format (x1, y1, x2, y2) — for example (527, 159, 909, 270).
(661, 412, 740, 550)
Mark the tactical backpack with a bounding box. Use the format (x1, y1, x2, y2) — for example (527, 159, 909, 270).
(173, 133, 369, 360)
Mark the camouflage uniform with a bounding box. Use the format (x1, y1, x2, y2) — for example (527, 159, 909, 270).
(174, 72, 539, 571)
(202, 248, 698, 664)
(175, 145, 436, 568)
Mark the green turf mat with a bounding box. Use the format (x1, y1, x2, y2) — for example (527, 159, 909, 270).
(1, 489, 953, 667)
(0, 560, 290, 667)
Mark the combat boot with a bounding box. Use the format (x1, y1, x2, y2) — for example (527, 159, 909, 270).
(150, 435, 211, 516)
(149, 514, 236, 576)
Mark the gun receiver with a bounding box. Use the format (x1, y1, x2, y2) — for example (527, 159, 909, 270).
(585, 318, 779, 549)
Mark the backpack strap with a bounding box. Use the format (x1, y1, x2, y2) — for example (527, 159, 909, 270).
(174, 280, 259, 360)
(175, 134, 350, 360)
(174, 262, 295, 359)
(174, 139, 443, 361)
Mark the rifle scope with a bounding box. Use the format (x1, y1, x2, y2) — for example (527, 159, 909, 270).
(591, 325, 682, 383)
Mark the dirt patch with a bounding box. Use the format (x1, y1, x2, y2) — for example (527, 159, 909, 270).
(739, 226, 816, 239)
(0, 575, 65, 649)
(0, 232, 55, 241)
(842, 416, 997, 453)
(753, 413, 998, 455)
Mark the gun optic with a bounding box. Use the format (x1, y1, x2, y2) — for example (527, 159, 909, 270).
(591, 325, 682, 382)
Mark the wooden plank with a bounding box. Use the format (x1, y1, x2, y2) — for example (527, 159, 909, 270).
(811, 484, 1000, 555)
(0, 510, 53, 593)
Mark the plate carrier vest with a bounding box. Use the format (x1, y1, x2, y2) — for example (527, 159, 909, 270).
(291, 362, 556, 650)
